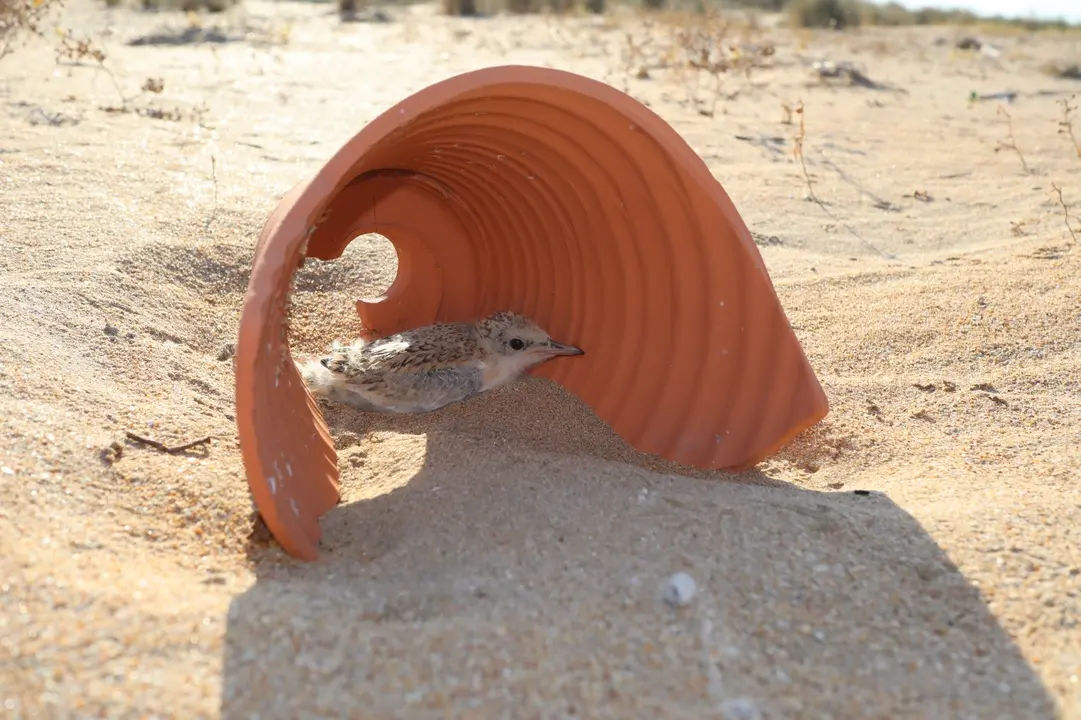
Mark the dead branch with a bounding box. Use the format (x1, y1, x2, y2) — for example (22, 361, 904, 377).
(993, 105, 1029, 174)
(125, 431, 213, 454)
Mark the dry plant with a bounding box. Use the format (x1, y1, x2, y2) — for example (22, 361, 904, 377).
(620, 23, 655, 86)
(3, 2, 201, 123)
(608, 9, 775, 115)
(541, 7, 580, 49)
(662, 10, 775, 117)
(1009, 219, 1031, 236)
(141, 76, 164, 94)
(205, 155, 219, 233)
(53, 27, 130, 101)
(102, 91, 208, 123)
(1049, 183, 1078, 246)
(786, 99, 890, 258)
(791, 99, 817, 201)
(1057, 95, 1080, 160)
(993, 105, 1029, 174)
(53, 27, 205, 122)
(56, 27, 105, 64)
(1, 0, 62, 60)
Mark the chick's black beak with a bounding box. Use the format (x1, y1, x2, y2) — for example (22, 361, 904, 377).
(546, 340, 585, 357)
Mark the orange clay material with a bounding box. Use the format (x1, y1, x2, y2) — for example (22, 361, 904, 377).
(235, 65, 829, 561)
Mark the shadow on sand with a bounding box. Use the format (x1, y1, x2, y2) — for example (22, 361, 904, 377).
(221, 381, 1055, 718)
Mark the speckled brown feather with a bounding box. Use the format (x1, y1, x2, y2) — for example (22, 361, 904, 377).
(297, 311, 584, 414)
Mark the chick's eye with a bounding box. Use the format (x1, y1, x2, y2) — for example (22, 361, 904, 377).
(509, 338, 525, 351)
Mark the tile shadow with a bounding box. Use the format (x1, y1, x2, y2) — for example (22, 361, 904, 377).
(222, 381, 1056, 718)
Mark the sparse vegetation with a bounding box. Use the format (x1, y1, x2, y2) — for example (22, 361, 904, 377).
(609, 9, 775, 114)
(441, 0, 600, 15)
(781, 0, 1078, 30)
(427, 0, 1071, 29)
(665, 10, 775, 116)
(0, 0, 1034, 30)
(0, 0, 62, 60)
(436, 0, 1077, 26)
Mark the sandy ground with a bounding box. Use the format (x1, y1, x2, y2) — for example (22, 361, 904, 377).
(1, 0, 1079, 717)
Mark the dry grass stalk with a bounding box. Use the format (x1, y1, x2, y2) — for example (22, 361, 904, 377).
(792, 99, 817, 201)
(1057, 95, 1080, 160)
(993, 105, 1029, 174)
(1050, 183, 1078, 247)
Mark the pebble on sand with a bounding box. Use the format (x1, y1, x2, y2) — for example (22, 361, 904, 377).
(719, 697, 762, 720)
(662, 572, 697, 607)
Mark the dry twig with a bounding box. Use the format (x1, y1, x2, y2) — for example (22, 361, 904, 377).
(205, 155, 219, 233)
(792, 100, 817, 201)
(1057, 95, 1080, 160)
(788, 100, 894, 259)
(993, 105, 1029, 174)
(125, 431, 213, 454)
(620, 27, 653, 87)
(1050, 183, 1079, 246)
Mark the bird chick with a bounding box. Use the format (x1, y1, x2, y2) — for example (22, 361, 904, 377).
(297, 311, 584, 414)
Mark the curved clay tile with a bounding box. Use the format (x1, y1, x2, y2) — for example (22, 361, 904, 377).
(235, 65, 829, 560)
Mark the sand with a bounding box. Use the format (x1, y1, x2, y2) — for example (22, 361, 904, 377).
(1, 0, 1079, 717)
